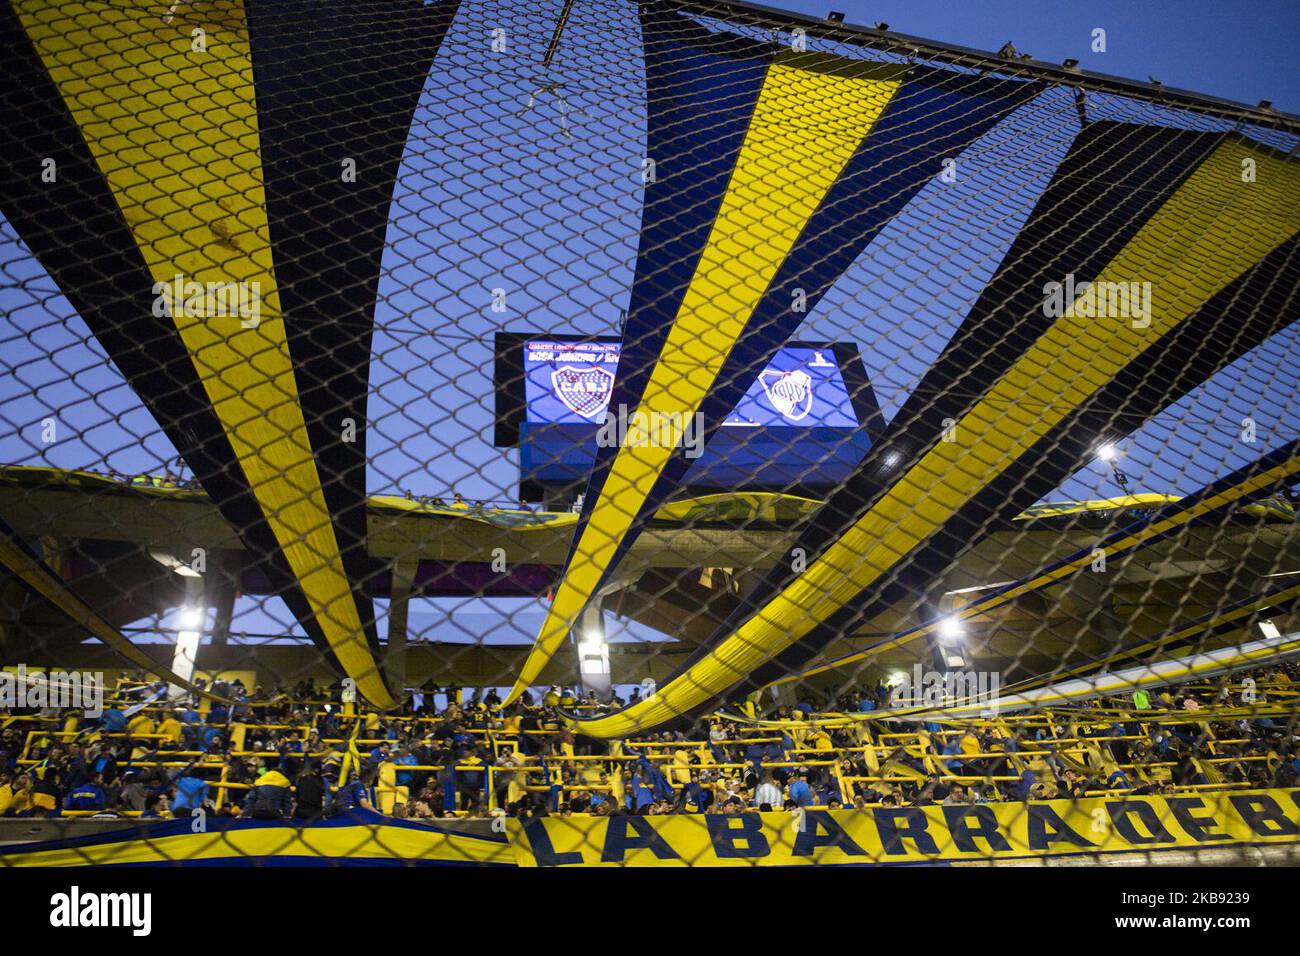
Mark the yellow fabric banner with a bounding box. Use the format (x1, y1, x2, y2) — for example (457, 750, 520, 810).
(509, 788, 1300, 867)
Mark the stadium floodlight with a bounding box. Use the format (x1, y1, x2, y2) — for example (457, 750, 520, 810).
(148, 549, 201, 578)
(1258, 619, 1281, 639)
(937, 616, 964, 642)
(178, 606, 204, 631)
(1096, 442, 1132, 491)
(577, 610, 610, 681)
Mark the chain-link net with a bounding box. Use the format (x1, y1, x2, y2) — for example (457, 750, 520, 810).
(0, 0, 1298, 868)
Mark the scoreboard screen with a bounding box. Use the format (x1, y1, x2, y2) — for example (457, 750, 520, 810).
(522, 340, 858, 429)
(494, 333, 882, 495)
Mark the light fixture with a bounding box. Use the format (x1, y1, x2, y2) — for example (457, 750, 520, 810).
(148, 550, 201, 578)
(577, 624, 610, 677)
(937, 616, 964, 642)
(1258, 619, 1281, 639)
(178, 606, 204, 630)
(577, 623, 607, 655)
(1097, 442, 1119, 462)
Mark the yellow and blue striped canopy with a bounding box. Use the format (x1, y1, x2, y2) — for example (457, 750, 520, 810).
(0, 0, 460, 705)
(508, 2, 1043, 702)
(569, 104, 1300, 737)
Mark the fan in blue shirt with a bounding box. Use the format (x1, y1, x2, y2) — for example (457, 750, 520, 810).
(100, 708, 127, 733)
(788, 773, 815, 807)
(64, 776, 107, 812)
(171, 774, 210, 813)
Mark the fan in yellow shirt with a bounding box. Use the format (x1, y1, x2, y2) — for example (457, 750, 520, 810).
(2, 774, 34, 816)
(500, 753, 531, 807)
(127, 712, 156, 738)
(158, 712, 185, 746)
(670, 747, 693, 785)
(808, 728, 835, 753)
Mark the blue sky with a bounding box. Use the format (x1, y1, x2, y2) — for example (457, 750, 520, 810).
(1, 0, 1297, 666)
(778, 0, 1300, 113)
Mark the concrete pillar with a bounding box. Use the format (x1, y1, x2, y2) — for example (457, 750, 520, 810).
(575, 599, 611, 699)
(169, 576, 206, 698)
(386, 560, 418, 700)
(207, 551, 238, 648)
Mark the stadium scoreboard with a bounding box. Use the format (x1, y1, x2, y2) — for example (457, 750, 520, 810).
(494, 332, 883, 498)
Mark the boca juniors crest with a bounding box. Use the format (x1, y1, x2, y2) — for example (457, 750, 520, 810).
(759, 368, 814, 421)
(552, 365, 616, 419)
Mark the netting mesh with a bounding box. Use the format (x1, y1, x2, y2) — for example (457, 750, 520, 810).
(0, 0, 1298, 867)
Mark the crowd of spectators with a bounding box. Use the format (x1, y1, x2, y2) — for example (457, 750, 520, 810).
(1, 665, 1297, 824)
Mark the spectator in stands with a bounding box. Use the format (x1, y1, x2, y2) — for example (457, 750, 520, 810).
(98, 703, 128, 735)
(170, 768, 211, 816)
(392, 744, 417, 793)
(0, 729, 17, 771)
(458, 747, 486, 813)
(366, 741, 390, 775)
(788, 770, 814, 807)
(292, 761, 329, 820)
(159, 710, 185, 747)
(334, 772, 376, 816)
(142, 792, 170, 819)
(0, 771, 17, 815)
(65, 773, 107, 812)
(86, 742, 118, 787)
(28, 760, 62, 817)
(754, 772, 782, 811)
(942, 784, 972, 806)
(198, 723, 225, 754)
(244, 765, 293, 820)
(113, 771, 146, 813)
(669, 744, 692, 786)
(126, 709, 156, 740)
(3, 773, 34, 816)
(61, 742, 89, 790)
